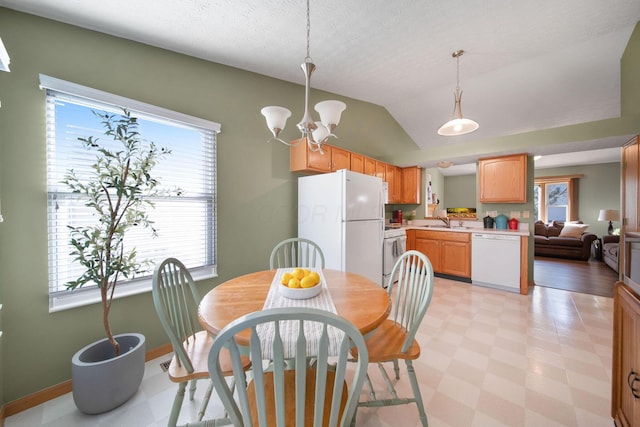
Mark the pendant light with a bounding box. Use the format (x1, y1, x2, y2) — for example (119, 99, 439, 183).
(261, 0, 346, 153)
(437, 50, 479, 136)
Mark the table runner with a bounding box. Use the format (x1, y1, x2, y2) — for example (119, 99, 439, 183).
(258, 268, 344, 359)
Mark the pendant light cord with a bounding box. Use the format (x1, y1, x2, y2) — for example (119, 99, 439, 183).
(305, 0, 312, 63)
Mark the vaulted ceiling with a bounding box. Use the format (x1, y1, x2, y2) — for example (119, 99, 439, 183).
(3, 0, 640, 174)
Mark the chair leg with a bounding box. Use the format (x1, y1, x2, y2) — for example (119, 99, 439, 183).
(393, 359, 400, 380)
(169, 382, 188, 427)
(189, 378, 198, 400)
(198, 380, 215, 421)
(406, 360, 428, 427)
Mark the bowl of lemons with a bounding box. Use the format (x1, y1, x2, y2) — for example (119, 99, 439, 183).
(279, 268, 322, 300)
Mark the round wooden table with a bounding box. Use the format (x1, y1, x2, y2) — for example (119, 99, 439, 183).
(198, 269, 391, 344)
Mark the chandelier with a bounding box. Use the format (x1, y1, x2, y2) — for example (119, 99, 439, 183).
(260, 0, 346, 153)
(437, 50, 479, 136)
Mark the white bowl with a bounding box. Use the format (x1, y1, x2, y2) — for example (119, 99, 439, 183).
(279, 283, 322, 300)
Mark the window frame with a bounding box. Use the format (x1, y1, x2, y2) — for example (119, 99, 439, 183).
(40, 75, 220, 312)
(534, 174, 583, 223)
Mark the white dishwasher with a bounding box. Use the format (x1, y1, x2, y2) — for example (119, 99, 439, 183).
(471, 233, 520, 293)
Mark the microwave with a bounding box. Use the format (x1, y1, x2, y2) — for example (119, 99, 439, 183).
(623, 232, 640, 295)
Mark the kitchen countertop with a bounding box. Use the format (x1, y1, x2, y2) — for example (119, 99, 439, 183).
(397, 221, 530, 237)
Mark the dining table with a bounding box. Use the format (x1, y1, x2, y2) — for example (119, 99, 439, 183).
(198, 269, 391, 346)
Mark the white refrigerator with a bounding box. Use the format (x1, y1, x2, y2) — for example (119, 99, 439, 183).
(298, 169, 384, 286)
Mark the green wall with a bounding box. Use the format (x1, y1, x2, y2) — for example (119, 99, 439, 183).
(0, 9, 417, 403)
(444, 175, 476, 209)
(535, 162, 622, 237)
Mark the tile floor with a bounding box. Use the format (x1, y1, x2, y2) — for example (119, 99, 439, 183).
(5, 277, 614, 427)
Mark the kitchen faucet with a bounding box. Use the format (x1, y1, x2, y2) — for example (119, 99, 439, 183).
(436, 216, 451, 228)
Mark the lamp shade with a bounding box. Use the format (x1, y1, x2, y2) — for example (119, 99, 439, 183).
(314, 100, 346, 131)
(261, 106, 291, 138)
(437, 117, 479, 136)
(598, 209, 620, 222)
(311, 121, 330, 144)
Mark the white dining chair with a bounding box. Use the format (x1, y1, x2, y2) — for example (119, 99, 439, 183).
(351, 249, 434, 427)
(208, 307, 369, 427)
(152, 257, 249, 426)
(269, 237, 325, 269)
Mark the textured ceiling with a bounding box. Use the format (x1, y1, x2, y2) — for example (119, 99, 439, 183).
(2, 0, 640, 174)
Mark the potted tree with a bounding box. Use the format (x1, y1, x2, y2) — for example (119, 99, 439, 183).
(64, 109, 170, 414)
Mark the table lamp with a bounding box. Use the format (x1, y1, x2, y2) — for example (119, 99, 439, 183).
(598, 209, 620, 235)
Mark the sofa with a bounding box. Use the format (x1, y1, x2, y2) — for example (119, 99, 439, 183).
(534, 220, 597, 261)
(602, 235, 620, 273)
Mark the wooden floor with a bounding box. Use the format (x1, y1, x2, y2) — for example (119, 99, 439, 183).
(534, 255, 619, 298)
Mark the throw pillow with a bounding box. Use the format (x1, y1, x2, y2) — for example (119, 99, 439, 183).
(559, 223, 589, 238)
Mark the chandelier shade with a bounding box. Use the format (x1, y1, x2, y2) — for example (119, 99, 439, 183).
(261, 106, 292, 140)
(438, 50, 479, 137)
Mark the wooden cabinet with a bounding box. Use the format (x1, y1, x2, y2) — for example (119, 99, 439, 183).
(290, 138, 332, 172)
(330, 146, 351, 171)
(375, 161, 386, 182)
(623, 137, 639, 233)
(386, 164, 402, 204)
(364, 157, 376, 176)
(412, 230, 471, 278)
(290, 141, 352, 173)
(351, 152, 364, 173)
(612, 282, 640, 426)
(478, 153, 528, 203)
(401, 166, 422, 204)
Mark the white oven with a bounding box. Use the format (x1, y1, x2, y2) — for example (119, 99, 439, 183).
(383, 228, 406, 287)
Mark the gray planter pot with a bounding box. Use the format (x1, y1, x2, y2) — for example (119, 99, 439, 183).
(71, 333, 146, 414)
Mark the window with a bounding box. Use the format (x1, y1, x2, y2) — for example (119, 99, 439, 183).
(40, 75, 220, 312)
(534, 175, 582, 223)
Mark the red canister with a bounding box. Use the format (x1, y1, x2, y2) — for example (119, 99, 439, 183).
(508, 217, 519, 230)
(394, 210, 403, 224)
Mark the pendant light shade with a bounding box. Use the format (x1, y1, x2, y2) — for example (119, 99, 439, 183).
(438, 50, 478, 136)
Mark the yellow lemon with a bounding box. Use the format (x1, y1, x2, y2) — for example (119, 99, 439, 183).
(291, 268, 305, 280)
(303, 269, 311, 277)
(281, 272, 292, 286)
(287, 278, 301, 288)
(300, 275, 318, 288)
(308, 272, 320, 285)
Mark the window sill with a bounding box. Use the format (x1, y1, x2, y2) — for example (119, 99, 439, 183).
(49, 266, 217, 313)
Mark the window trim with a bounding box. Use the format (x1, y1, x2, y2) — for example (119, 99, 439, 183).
(40, 75, 220, 312)
(534, 174, 583, 223)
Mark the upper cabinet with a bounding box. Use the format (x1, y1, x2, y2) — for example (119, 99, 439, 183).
(401, 166, 422, 204)
(478, 153, 528, 203)
(290, 142, 422, 205)
(623, 136, 639, 233)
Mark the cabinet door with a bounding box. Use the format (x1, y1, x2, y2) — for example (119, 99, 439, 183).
(330, 146, 350, 171)
(441, 241, 471, 278)
(364, 157, 376, 176)
(385, 164, 399, 203)
(623, 139, 639, 233)
(351, 153, 364, 173)
(479, 153, 527, 203)
(290, 139, 332, 172)
(401, 166, 422, 204)
(375, 161, 386, 182)
(415, 239, 441, 271)
(612, 283, 640, 426)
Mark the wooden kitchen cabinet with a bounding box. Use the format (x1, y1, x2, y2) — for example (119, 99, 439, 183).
(375, 161, 386, 182)
(623, 136, 639, 233)
(401, 166, 422, 204)
(612, 282, 640, 426)
(330, 146, 351, 171)
(386, 164, 401, 204)
(350, 152, 364, 173)
(412, 230, 470, 278)
(478, 153, 527, 203)
(364, 156, 376, 176)
(290, 138, 332, 172)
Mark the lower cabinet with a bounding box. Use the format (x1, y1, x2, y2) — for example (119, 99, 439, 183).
(407, 230, 471, 278)
(612, 282, 640, 426)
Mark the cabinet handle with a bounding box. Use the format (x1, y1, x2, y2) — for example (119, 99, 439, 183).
(628, 371, 640, 399)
